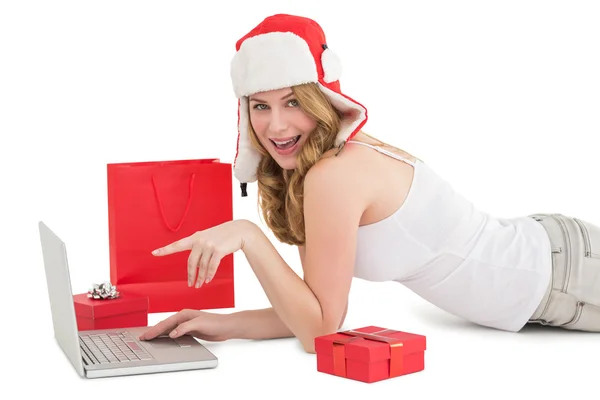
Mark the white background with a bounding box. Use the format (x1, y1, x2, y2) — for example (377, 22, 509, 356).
(2, 0, 600, 398)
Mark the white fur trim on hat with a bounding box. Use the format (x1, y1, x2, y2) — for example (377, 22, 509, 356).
(317, 83, 367, 145)
(321, 47, 342, 83)
(231, 31, 318, 98)
(233, 96, 262, 184)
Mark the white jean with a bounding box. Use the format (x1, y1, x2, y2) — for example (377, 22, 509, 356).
(528, 213, 600, 331)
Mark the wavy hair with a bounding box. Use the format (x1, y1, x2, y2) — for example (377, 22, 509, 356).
(247, 82, 344, 246)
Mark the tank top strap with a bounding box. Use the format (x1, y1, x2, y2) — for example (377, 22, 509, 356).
(346, 140, 416, 167)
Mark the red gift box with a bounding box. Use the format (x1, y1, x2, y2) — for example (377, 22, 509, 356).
(314, 326, 427, 383)
(73, 293, 149, 331)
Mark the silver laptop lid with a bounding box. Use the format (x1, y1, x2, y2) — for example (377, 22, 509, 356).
(39, 221, 84, 377)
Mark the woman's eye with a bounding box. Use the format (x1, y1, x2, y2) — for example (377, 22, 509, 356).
(288, 99, 299, 107)
(254, 104, 268, 110)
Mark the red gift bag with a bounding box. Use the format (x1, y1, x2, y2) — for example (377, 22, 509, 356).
(107, 158, 235, 313)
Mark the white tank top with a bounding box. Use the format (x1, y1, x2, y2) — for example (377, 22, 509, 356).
(349, 140, 552, 332)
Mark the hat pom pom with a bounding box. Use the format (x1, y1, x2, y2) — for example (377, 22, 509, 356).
(321, 46, 342, 83)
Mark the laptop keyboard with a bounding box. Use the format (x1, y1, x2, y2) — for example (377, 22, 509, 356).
(79, 331, 153, 365)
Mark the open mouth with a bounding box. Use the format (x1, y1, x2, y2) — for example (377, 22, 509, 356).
(270, 135, 301, 151)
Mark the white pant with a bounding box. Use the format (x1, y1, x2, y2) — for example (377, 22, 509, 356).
(528, 213, 600, 331)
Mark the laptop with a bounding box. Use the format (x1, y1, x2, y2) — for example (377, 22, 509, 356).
(38, 221, 218, 378)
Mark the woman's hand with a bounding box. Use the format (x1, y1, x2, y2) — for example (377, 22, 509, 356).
(138, 309, 233, 342)
(152, 219, 255, 288)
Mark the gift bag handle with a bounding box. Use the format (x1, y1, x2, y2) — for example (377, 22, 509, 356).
(151, 173, 196, 232)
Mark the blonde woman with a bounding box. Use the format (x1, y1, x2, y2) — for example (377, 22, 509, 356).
(139, 14, 600, 353)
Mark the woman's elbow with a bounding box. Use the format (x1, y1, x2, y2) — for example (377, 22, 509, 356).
(301, 325, 338, 354)
(299, 331, 319, 354)
(302, 343, 317, 354)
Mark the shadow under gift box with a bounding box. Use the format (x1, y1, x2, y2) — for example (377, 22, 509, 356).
(73, 293, 149, 331)
(314, 326, 427, 383)
(106, 158, 235, 313)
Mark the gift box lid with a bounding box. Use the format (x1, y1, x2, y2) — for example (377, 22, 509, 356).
(73, 293, 149, 319)
(315, 326, 426, 363)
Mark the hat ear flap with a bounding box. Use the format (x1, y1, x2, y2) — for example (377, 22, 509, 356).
(321, 46, 342, 83)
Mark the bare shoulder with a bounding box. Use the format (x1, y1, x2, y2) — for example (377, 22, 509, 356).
(309, 133, 417, 182)
(305, 144, 364, 199)
(306, 147, 349, 182)
(321, 132, 418, 162)
(351, 133, 419, 164)
(303, 144, 371, 218)
(308, 132, 418, 225)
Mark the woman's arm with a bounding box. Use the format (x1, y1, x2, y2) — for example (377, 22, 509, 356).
(228, 304, 349, 341)
(228, 307, 295, 340)
(227, 247, 349, 342)
(233, 158, 363, 353)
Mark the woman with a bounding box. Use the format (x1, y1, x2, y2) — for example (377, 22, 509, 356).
(139, 14, 600, 353)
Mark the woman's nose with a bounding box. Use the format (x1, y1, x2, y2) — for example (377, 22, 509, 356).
(268, 109, 289, 133)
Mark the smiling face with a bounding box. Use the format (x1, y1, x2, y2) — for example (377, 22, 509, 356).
(248, 87, 318, 170)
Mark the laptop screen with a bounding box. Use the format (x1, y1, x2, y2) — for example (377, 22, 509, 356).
(39, 221, 85, 377)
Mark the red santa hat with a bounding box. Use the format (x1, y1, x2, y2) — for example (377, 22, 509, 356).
(230, 14, 368, 196)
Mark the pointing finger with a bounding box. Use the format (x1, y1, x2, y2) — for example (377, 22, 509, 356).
(152, 234, 196, 256)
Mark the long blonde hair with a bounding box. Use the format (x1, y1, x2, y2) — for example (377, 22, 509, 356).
(247, 82, 343, 245)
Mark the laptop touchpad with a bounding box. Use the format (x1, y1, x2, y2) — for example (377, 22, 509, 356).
(147, 336, 184, 349)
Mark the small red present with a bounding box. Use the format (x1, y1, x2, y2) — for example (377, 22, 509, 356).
(314, 326, 427, 383)
(73, 292, 149, 331)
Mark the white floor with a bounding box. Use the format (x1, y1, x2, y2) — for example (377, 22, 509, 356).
(18, 273, 600, 398)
